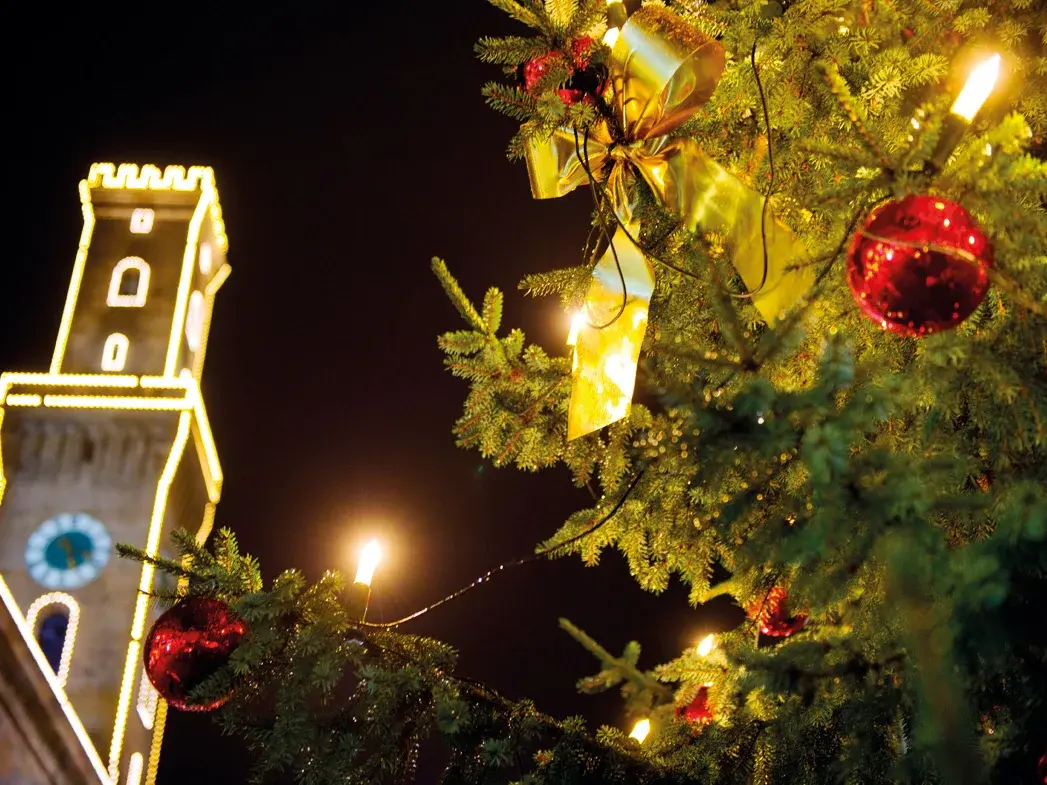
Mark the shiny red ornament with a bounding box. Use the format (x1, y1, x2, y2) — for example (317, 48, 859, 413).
(521, 52, 565, 92)
(846, 194, 993, 337)
(1038, 750, 1047, 784)
(521, 37, 604, 106)
(748, 587, 807, 638)
(144, 596, 246, 712)
(676, 685, 713, 728)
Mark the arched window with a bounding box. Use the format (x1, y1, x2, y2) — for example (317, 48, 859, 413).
(101, 333, 130, 372)
(38, 613, 68, 672)
(129, 208, 154, 234)
(107, 257, 150, 307)
(185, 290, 205, 352)
(26, 592, 80, 687)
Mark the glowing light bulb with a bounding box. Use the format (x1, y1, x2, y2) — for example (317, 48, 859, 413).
(567, 310, 586, 346)
(950, 54, 1000, 122)
(354, 540, 382, 586)
(697, 634, 717, 657)
(629, 718, 651, 743)
(603, 0, 625, 47)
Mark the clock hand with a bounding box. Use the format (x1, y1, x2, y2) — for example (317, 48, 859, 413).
(59, 536, 76, 569)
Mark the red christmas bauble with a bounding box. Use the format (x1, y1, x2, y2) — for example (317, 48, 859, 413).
(568, 36, 595, 69)
(1038, 750, 1047, 784)
(846, 194, 993, 337)
(521, 52, 565, 92)
(521, 37, 604, 106)
(676, 685, 713, 728)
(748, 587, 808, 638)
(144, 597, 246, 712)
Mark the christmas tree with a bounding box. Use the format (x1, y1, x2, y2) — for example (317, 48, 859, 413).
(123, 1, 1047, 783)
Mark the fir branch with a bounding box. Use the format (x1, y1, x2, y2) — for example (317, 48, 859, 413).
(485, 0, 551, 33)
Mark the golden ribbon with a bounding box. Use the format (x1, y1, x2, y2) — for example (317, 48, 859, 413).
(526, 6, 815, 440)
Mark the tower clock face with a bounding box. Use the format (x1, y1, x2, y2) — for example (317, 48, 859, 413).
(25, 513, 112, 589)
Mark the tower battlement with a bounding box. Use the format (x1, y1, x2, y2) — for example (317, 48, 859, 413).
(84, 163, 227, 254)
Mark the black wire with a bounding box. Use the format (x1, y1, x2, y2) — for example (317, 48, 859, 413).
(729, 41, 773, 301)
(358, 467, 647, 628)
(573, 125, 629, 330)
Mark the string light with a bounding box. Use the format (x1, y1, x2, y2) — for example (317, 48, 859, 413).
(354, 540, 383, 586)
(950, 54, 1001, 122)
(125, 752, 144, 785)
(603, 0, 630, 47)
(348, 540, 383, 622)
(129, 208, 154, 235)
(927, 53, 1001, 172)
(360, 468, 646, 628)
(629, 718, 651, 743)
(137, 670, 159, 730)
(4, 393, 42, 406)
(100, 334, 131, 372)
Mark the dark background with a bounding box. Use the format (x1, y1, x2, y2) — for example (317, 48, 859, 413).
(5, 5, 734, 782)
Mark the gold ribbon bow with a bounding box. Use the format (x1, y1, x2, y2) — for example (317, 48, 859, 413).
(526, 6, 815, 440)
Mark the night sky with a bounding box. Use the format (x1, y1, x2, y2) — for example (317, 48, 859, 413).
(7, 6, 735, 782)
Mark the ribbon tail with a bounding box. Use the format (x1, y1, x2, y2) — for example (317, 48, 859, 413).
(568, 222, 654, 440)
(638, 137, 815, 323)
(524, 125, 610, 200)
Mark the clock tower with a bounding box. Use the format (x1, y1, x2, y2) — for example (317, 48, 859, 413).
(0, 163, 230, 785)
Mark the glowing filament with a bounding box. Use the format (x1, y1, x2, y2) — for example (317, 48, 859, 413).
(629, 718, 651, 743)
(951, 54, 1001, 122)
(567, 310, 586, 346)
(697, 633, 717, 657)
(354, 540, 382, 586)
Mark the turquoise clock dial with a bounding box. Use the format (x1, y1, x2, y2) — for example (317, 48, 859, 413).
(25, 513, 112, 589)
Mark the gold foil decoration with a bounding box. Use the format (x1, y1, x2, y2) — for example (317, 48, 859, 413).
(526, 5, 815, 440)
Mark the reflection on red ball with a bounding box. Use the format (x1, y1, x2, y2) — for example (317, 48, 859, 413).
(846, 194, 993, 337)
(521, 37, 604, 106)
(144, 597, 246, 712)
(1038, 751, 1046, 784)
(748, 587, 807, 638)
(676, 685, 714, 729)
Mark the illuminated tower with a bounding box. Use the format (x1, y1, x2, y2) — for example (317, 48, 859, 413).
(0, 163, 230, 784)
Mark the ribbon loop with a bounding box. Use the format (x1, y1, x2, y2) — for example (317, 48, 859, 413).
(611, 6, 726, 141)
(522, 5, 814, 440)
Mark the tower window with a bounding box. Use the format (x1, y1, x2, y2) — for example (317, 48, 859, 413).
(119, 268, 141, 296)
(107, 257, 150, 308)
(101, 333, 130, 372)
(26, 592, 80, 687)
(198, 243, 213, 275)
(129, 208, 154, 234)
(37, 612, 69, 673)
(185, 290, 205, 352)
